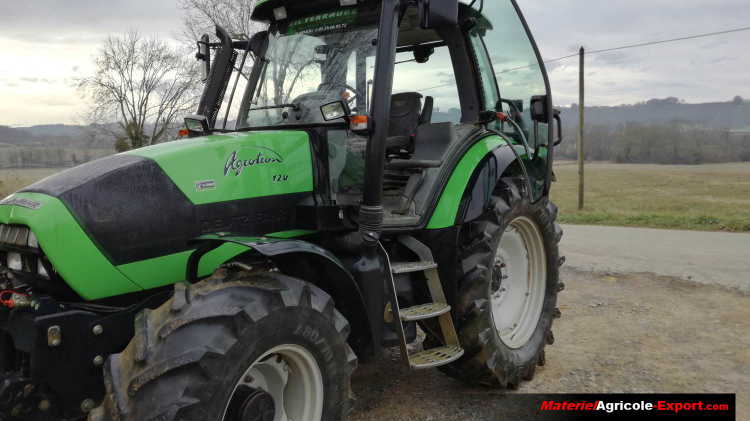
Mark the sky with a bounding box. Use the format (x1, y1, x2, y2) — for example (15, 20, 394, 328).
(0, 0, 748, 126)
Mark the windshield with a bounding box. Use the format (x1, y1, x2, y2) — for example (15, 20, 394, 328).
(237, 10, 379, 129)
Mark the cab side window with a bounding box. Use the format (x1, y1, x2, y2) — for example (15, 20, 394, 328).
(469, 2, 551, 199)
(481, 2, 548, 147)
(469, 30, 501, 118)
(391, 46, 461, 124)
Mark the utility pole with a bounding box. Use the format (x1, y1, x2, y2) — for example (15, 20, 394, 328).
(578, 46, 585, 210)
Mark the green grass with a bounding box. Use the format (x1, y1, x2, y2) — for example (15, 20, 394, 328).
(551, 162, 750, 232)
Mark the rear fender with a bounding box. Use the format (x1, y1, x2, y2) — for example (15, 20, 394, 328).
(427, 135, 526, 229)
(186, 235, 373, 353)
(457, 144, 528, 224)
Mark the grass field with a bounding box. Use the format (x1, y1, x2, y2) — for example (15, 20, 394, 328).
(3, 163, 750, 232)
(551, 161, 750, 232)
(0, 168, 62, 198)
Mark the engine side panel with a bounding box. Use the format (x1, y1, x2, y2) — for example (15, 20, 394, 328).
(128, 130, 314, 204)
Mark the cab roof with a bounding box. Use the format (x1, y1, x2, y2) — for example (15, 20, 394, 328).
(251, 0, 380, 23)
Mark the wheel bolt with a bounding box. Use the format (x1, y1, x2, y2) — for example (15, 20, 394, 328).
(38, 400, 51, 411)
(47, 325, 62, 347)
(80, 398, 96, 412)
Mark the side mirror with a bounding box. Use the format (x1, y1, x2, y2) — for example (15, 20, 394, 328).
(320, 101, 350, 121)
(418, 0, 458, 29)
(248, 30, 269, 57)
(196, 34, 211, 82)
(530, 95, 550, 123)
(184, 115, 211, 136)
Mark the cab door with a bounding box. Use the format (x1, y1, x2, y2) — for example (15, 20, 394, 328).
(465, 0, 554, 200)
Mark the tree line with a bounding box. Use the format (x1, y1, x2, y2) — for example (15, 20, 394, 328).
(556, 122, 750, 164)
(0, 146, 111, 169)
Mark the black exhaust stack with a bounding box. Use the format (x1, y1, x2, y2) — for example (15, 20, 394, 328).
(197, 25, 237, 128)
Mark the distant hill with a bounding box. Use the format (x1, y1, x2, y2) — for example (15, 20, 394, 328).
(554, 98, 750, 165)
(558, 97, 750, 130)
(0, 124, 116, 169)
(0, 124, 116, 149)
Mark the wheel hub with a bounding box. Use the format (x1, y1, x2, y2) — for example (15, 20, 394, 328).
(240, 390, 275, 421)
(490, 216, 547, 349)
(223, 345, 324, 421)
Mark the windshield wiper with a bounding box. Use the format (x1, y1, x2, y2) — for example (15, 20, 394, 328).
(248, 103, 300, 112)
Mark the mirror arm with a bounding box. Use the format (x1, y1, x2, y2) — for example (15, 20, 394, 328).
(553, 109, 563, 146)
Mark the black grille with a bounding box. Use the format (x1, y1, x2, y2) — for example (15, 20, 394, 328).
(0, 225, 29, 247)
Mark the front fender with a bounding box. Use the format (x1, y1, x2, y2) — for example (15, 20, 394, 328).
(186, 234, 374, 353)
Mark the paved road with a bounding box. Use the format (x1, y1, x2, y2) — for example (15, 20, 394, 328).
(560, 225, 750, 292)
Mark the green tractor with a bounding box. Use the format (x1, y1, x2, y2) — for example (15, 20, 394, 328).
(0, 0, 564, 419)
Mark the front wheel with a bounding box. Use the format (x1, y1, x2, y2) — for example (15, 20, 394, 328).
(89, 270, 357, 421)
(438, 177, 563, 388)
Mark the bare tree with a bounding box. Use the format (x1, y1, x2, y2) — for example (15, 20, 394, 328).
(178, 0, 264, 43)
(78, 32, 201, 150)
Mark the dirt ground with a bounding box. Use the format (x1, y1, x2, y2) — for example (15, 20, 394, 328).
(348, 267, 749, 420)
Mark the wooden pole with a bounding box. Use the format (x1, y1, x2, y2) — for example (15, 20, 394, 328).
(578, 46, 585, 210)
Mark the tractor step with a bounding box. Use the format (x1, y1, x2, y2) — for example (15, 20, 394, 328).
(391, 261, 438, 274)
(381, 235, 464, 370)
(409, 345, 464, 369)
(400, 302, 451, 321)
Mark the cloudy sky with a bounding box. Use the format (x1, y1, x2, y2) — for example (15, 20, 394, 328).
(0, 0, 748, 126)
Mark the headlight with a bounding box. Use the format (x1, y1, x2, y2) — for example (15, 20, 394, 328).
(7, 253, 22, 271)
(27, 232, 38, 248)
(38, 259, 49, 278)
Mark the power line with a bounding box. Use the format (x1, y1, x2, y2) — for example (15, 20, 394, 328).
(498, 25, 750, 74)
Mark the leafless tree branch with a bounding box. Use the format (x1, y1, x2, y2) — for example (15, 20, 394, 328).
(78, 32, 201, 150)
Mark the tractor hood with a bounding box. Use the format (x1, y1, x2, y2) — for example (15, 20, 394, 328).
(6, 130, 314, 268)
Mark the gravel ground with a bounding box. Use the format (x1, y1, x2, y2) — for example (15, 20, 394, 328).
(348, 267, 749, 420)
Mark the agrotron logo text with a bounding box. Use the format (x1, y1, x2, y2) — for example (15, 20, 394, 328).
(224, 147, 284, 176)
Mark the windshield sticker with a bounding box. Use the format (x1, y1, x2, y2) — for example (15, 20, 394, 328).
(224, 148, 284, 176)
(0, 196, 42, 210)
(287, 9, 358, 35)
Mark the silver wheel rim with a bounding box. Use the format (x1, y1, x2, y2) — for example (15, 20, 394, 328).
(490, 216, 547, 349)
(222, 344, 324, 421)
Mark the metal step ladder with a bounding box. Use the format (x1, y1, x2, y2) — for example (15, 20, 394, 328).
(381, 236, 464, 369)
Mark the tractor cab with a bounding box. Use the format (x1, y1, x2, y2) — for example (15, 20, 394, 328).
(192, 0, 558, 231)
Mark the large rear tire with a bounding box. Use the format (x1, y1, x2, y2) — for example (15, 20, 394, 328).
(438, 177, 563, 388)
(89, 269, 357, 421)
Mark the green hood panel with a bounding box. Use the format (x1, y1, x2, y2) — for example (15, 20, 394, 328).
(0, 192, 141, 299)
(128, 131, 313, 205)
(0, 193, 314, 299)
(1, 130, 317, 300)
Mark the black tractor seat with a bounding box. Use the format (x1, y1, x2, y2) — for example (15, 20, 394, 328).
(386, 122, 456, 170)
(386, 92, 433, 155)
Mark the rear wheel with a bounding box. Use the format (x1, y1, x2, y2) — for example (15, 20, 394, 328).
(89, 269, 357, 421)
(438, 178, 563, 388)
